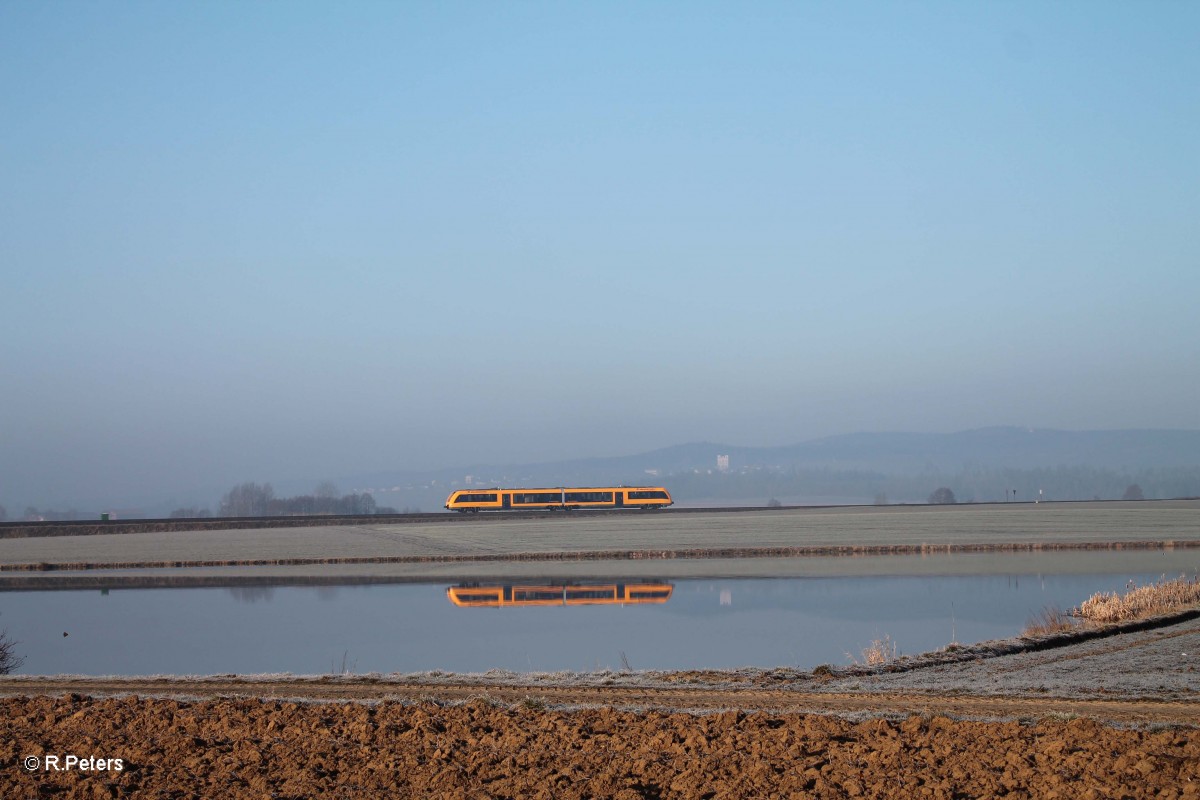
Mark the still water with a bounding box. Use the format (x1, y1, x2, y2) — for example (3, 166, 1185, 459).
(0, 571, 1180, 676)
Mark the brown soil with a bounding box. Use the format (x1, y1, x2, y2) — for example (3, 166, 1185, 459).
(3, 693, 1198, 800)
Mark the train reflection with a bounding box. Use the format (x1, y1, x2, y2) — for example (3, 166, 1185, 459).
(447, 582, 674, 608)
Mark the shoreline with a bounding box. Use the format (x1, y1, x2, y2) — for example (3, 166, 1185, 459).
(3, 606, 1197, 724)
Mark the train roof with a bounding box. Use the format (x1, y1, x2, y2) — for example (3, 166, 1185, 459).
(451, 485, 668, 492)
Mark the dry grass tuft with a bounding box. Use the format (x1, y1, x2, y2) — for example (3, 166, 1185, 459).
(1074, 575, 1200, 624)
(1021, 606, 1077, 638)
(847, 635, 899, 666)
(519, 697, 548, 711)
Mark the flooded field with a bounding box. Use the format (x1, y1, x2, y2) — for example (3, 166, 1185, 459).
(2, 502, 1197, 676)
(1, 565, 1190, 676)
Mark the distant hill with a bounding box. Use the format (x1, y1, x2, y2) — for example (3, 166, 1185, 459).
(45, 427, 1198, 518)
(344, 428, 1200, 509)
(729, 427, 1200, 474)
(449, 427, 1200, 480)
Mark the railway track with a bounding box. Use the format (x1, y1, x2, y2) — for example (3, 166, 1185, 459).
(1, 498, 1186, 540)
(0, 506, 784, 539)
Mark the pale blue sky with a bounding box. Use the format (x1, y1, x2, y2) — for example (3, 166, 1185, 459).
(2, 2, 1198, 508)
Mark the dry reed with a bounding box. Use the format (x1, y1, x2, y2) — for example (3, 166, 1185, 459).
(1021, 606, 1077, 638)
(848, 635, 899, 666)
(1074, 575, 1200, 624)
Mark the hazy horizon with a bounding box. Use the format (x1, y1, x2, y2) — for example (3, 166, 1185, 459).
(5, 424, 1199, 513)
(3, 4, 1198, 510)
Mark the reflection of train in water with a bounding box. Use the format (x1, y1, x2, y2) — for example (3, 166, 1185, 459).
(447, 582, 674, 608)
(444, 486, 673, 512)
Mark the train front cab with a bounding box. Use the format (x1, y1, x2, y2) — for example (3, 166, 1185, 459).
(444, 490, 505, 512)
(619, 487, 673, 509)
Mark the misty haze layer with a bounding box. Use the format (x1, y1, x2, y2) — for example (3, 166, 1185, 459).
(2, 3, 1197, 509)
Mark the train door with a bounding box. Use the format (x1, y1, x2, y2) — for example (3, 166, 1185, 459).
(502, 493, 511, 509)
(614, 490, 624, 508)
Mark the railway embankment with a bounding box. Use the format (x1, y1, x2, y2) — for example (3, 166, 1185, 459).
(1, 500, 1196, 589)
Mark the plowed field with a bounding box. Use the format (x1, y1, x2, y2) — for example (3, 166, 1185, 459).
(3, 694, 1198, 799)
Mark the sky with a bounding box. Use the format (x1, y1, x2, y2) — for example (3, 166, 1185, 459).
(2, 2, 1198, 510)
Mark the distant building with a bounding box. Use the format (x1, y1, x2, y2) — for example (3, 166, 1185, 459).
(717, 454, 730, 471)
(465, 475, 474, 485)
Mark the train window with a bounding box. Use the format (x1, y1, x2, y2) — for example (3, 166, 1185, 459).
(565, 589, 616, 600)
(456, 493, 498, 503)
(629, 589, 672, 599)
(514, 492, 560, 504)
(565, 491, 614, 503)
(627, 490, 669, 500)
(513, 590, 563, 601)
(454, 592, 501, 604)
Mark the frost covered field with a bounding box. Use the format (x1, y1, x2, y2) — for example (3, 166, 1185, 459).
(0, 501, 1197, 576)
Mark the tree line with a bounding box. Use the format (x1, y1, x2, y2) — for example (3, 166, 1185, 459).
(211, 482, 399, 518)
(2, 483, 414, 522)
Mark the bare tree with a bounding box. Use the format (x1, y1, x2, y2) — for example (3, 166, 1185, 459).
(0, 504, 7, 522)
(928, 487, 957, 505)
(218, 482, 276, 517)
(344, 492, 377, 515)
(315, 481, 339, 499)
(0, 620, 23, 674)
(169, 507, 212, 519)
(1122, 484, 1145, 501)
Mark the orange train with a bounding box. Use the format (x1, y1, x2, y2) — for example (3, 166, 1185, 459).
(447, 582, 674, 608)
(444, 486, 673, 512)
